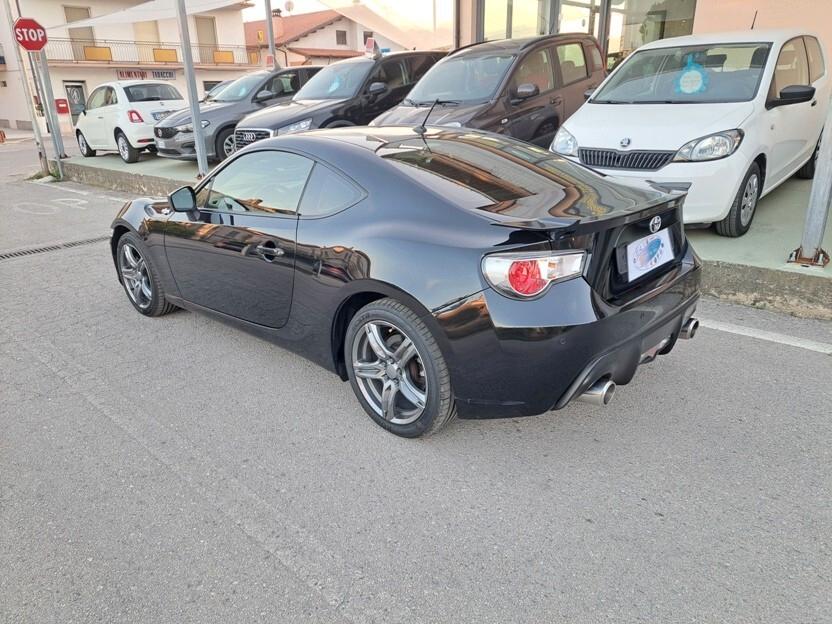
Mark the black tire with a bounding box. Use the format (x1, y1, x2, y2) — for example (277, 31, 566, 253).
(77, 131, 96, 157)
(796, 138, 820, 179)
(115, 131, 140, 163)
(215, 127, 236, 161)
(715, 162, 761, 238)
(532, 119, 558, 147)
(116, 232, 177, 317)
(345, 298, 456, 437)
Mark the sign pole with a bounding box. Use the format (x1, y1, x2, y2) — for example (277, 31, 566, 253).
(264, 0, 277, 69)
(175, 0, 208, 177)
(36, 51, 67, 158)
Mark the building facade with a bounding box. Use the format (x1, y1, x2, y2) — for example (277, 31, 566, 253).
(0, 0, 258, 131)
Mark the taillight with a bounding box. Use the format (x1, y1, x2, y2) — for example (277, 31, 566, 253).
(127, 109, 144, 123)
(482, 251, 586, 298)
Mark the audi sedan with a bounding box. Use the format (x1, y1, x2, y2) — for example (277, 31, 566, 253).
(110, 126, 701, 437)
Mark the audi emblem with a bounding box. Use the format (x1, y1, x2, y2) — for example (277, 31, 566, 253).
(649, 215, 662, 233)
(242, 131, 257, 142)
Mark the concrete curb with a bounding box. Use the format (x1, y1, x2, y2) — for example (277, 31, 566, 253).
(701, 260, 831, 321)
(54, 159, 186, 196)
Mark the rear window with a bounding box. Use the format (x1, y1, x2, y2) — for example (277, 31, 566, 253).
(124, 83, 183, 102)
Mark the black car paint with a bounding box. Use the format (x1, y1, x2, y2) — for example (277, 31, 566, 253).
(235, 52, 446, 135)
(111, 127, 700, 419)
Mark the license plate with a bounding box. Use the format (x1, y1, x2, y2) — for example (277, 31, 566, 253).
(156, 139, 168, 148)
(152, 110, 172, 121)
(626, 228, 674, 281)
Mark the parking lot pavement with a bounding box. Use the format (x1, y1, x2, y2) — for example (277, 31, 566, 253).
(1, 176, 831, 623)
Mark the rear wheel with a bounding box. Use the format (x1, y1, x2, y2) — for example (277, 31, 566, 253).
(77, 131, 96, 157)
(215, 127, 235, 161)
(116, 232, 176, 317)
(116, 131, 140, 163)
(345, 298, 456, 437)
(796, 137, 821, 179)
(715, 162, 761, 238)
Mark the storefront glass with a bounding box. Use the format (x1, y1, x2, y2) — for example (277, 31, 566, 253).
(483, 0, 554, 40)
(558, 0, 602, 38)
(606, 0, 697, 68)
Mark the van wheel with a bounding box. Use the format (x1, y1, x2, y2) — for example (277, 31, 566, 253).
(715, 162, 761, 238)
(216, 127, 235, 161)
(796, 138, 820, 179)
(116, 131, 140, 163)
(77, 131, 96, 157)
(533, 120, 557, 146)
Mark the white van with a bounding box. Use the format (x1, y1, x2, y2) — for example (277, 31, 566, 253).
(551, 30, 829, 237)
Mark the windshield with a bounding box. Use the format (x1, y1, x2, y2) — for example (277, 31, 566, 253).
(593, 43, 771, 104)
(124, 83, 182, 102)
(212, 73, 267, 102)
(407, 54, 514, 104)
(294, 60, 374, 100)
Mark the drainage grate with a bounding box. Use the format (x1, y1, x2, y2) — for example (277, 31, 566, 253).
(0, 235, 110, 261)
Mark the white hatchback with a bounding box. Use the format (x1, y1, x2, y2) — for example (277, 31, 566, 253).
(551, 30, 829, 237)
(75, 81, 186, 163)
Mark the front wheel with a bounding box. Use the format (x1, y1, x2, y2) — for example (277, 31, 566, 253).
(116, 232, 177, 317)
(715, 162, 761, 238)
(345, 298, 456, 437)
(116, 131, 140, 163)
(77, 131, 96, 157)
(215, 127, 235, 161)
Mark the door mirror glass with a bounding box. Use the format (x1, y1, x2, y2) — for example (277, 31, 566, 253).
(368, 81, 387, 96)
(583, 88, 595, 101)
(515, 83, 539, 100)
(254, 89, 274, 103)
(772, 84, 815, 107)
(169, 186, 197, 212)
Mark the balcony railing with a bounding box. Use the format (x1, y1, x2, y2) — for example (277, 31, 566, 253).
(44, 38, 260, 66)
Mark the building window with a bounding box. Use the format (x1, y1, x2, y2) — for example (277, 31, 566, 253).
(363, 31, 374, 43)
(336, 30, 347, 45)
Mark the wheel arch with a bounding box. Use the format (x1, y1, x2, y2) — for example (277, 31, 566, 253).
(753, 152, 767, 189)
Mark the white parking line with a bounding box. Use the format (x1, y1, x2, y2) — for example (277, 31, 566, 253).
(700, 318, 832, 355)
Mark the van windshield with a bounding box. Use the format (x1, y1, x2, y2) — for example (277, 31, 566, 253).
(592, 43, 771, 104)
(406, 54, 515, 104)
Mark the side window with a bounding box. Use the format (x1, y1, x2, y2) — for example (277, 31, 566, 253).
(336, 30, 347, 45)
(771, 38, 810, 98)
(586, 43, 603, 72)
(103, 87, 118, 106)
(200, 151, 314, 216)
(368, 59, 408, 90)
(557, 43, 589, 85)
(407, 55, 435, 85)
(86, 87, 106, 110)
(298, 163, 363, 217)
(267, 71, 300, 97)
(804, 36, 825, 83)
(512, 48, 555, 93)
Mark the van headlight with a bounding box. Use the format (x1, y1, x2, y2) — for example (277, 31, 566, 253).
(674, 130, 743, 162)
(551, 127, 578, 156)
(277, 118, 312, 136)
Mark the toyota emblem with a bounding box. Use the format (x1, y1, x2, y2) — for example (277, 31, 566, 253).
(649, 215, 662, 233)
(620, 137, 631, 148)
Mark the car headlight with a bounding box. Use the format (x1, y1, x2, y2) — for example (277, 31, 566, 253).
(674, 130, 743, 162)
(174, 120, 210, 133)
(277, 118, 313, 136)
(551, 127, 578, 156)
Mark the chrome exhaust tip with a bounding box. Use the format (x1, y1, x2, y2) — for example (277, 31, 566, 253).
(577, 379, 616, 407)
(680, 317, 700, 340)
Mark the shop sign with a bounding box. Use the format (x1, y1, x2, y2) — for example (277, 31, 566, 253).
(117, 69, 148, 80)
(152, 70, 176, 80)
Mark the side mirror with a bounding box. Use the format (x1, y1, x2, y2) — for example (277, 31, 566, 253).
(583, 88, 595, 101)
(368, 81, 387, 96)
(169, 185, 196, 212)
(769, 84, 815, 108)
(254, 89, 274, 103)
(514, 83, 539, 100)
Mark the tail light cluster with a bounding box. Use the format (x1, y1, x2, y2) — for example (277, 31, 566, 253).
(482, 251, 586, 298)
(127, 110, 144, 123)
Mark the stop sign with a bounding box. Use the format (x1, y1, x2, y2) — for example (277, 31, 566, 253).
(13, 17, 48, 52)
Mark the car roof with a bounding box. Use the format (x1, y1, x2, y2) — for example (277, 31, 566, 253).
(451, 33, 595, 57)
(638, 29, 816, 51)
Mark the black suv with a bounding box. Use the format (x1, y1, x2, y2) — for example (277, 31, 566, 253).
(371, 34, 605, 147)
(234, 50, 445, 149)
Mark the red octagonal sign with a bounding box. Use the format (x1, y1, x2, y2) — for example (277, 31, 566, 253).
(14, 17, 48, 52)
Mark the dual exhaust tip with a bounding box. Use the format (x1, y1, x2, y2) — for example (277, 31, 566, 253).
(577, 317, 699, 407)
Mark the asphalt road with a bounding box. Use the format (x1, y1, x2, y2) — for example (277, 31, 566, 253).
(1, 142, 831, 623)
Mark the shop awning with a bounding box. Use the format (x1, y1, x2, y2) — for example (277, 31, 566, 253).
(47, 0, 250, 30)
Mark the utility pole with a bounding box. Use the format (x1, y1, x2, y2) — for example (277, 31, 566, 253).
(175, 0, 208, 177)
(37, 50, 67, 158)
(789, 101, 831, 268)
(264, 0, 277, 69)
(3, 0, 48, 175)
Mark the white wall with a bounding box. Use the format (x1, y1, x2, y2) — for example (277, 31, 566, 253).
(290, 17, 403, 53)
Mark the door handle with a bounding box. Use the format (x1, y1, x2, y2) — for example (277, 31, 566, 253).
(254, 243, 284, 261)
(551, 97, 562, 105)
(811, 99, 817, 107)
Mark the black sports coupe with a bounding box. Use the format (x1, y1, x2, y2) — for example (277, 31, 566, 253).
(111, 126, 701, 437)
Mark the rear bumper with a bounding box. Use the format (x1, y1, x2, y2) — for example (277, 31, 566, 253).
(438, 242, 701, 419)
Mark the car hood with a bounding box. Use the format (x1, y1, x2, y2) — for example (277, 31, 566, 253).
(238, 98, 345, 129)
(371, 102, 485, 127)
(565, 101, 756, 151)
(156, 100, 239, 127)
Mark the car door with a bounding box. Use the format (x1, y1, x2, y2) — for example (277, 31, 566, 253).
(359, 57, 412, 124)
(554, 41, 592, 119)
(764, 37, 817, 185)
(163, 149, 314, 328)
(79, 86, 107, 146)
(96, 86, 121, 149)
(506, 46, 561, 146)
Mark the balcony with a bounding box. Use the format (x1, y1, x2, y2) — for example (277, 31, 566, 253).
(44, 38, 261, 68)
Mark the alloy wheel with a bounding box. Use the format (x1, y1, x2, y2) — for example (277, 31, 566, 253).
(351, 320, 427, 425)
(739, 173, 759, 227)
(119, 243, 152, 309)
(223, 134, 236, 157)
(118, 136, 130, 161)
(78, 133, 88, 153)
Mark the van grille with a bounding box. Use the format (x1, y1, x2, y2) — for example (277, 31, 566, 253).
(579, 148, 675, 171)
(234, 128, 272, 149)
